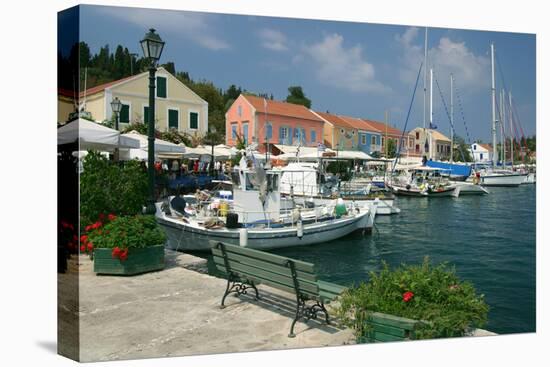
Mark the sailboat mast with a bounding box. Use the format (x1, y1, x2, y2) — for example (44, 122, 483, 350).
(429, 68, 433, 160)
(423, 28, 428, 130)
(491, 43, 498, 168)
(501, 89, 506, 166)
(450, 73, 454, 163)
(509, 91, 514, 169)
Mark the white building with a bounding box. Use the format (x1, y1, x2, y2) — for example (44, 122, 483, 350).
(471, 143, 493, 163)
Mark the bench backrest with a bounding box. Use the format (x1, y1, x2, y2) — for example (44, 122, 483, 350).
(211, 243, 321, 299)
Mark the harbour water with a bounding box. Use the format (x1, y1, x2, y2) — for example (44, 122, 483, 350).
(270, 184, 536, 335)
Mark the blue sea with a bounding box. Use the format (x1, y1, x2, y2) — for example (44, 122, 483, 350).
(271, 184, 536, 334)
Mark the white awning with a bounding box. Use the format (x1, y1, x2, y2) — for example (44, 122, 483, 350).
(120, 130, 185, 153)
(58, 118, 140, 151)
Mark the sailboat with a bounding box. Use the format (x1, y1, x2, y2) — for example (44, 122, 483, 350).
(475, 43, 526, 187)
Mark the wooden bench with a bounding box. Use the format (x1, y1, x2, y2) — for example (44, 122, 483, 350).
(363, 312, 423, 343)
(211, 242, 346, 337)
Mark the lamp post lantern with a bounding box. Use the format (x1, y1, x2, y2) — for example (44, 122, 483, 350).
(140, 28, 165, 214)
(110, 97, 122, 131)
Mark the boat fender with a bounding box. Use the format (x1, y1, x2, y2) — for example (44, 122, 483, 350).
(406, 184, 411, 190)
(239, 228, 248, 247)
(296, 219, 303, 239)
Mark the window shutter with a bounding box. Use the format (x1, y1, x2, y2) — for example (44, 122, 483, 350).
(279, 127, 284, 144)
(157, 76, 167, 98)
(120, 104, 130, 123)
(168, 110, 179, 129)
(190, 112, 198, 129)
(289, 127, 294, 145)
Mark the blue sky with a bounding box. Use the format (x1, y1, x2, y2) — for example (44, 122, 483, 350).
(80, 5, 536, 143)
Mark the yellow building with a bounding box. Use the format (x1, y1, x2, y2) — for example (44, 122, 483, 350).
(58, 67, 208, 135)
(409, 127, 452, 160)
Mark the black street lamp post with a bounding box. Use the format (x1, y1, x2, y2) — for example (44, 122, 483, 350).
(140, 28, 165, 214)
(110, 96, 122, 161)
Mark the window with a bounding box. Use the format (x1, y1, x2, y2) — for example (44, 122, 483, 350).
(189, 112, 199, 129)
(416, 131, 420, 139)
(382, 137, 385, 147)
(371, 136, 376, 146)
(361, 135, 367, 145)
(266, 123, 273, 140)
(473, 144, 477, 150)
(120, 103, 130, 123)
(279, 126, 289, 144)
(311, 129, 317, 143)
(416, 144, 420, 153)
(231, 124, 237, 140)
(480, 153, 484, 160)
(168, 109, 179, 129)
(157, 76, 167, 98)
(143, 106, 150, 124)
(237, 105, 242, 117)
(242, 122, 249, 144)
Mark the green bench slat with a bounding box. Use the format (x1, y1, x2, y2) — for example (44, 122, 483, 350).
(212, 257, 319, 296)
(373, 331, 405, 342)
(369, 312, 418, 330)
(318, 290, 341, 303)
(371, 322, 409, 338)
(212, 248, 317, 282)
(215, 243, 315, 273)
(317, 280, 347, 295)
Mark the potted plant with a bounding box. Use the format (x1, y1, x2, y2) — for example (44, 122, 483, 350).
(84, 214, 167, 275)
(335, 257, 489, 342)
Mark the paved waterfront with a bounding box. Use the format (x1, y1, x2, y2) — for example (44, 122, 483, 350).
(58, 250, 354, 362)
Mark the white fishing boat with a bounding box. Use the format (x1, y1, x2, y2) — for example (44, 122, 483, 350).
(451, 181, 489, 196)
(155, 159, 375, 251)
(387, 166, 457, 197)
(276, 162, 399, 215)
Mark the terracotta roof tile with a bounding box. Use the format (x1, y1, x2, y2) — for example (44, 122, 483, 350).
(338, 115, 381, 132)
(243, 95, 323, 122)
(314, 111, 354, 129)
(361, 119, 403, 137)
(80, 74, 136, 98)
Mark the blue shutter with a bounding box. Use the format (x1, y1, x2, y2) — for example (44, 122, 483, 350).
(266, 124, 272, 140)
(279, 127, 284, 144)
(289, 127, 294, 145)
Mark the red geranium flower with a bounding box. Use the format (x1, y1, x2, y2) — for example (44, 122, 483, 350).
(403, 291, 414, 302)
(61, 220, 70, 229)
(92, 221, 103, 229)
(119, 248, 129, 261)
(108, 214, 117, 221)
(112, 247, 121, 259)
(85, 224, 93, 232)
(99, 213, 106, 221)
(80, 235, 88, 244)
(87, 242, 94, 251)
(80, 245, 86, 252)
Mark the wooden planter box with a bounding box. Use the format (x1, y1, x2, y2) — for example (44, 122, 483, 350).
(93, 245, 165, 275)
(361, 312, 422, 343)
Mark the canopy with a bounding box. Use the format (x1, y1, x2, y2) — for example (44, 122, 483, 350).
(57, 118, 140, 151)
(183, 145, 211, 159)
(121, 131, 185, 153)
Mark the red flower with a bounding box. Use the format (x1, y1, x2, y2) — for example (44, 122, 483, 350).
(112, 247, 121, 259)
(80, 245, 86, 252)
(119, 248, 129, 261)
(72, 235, 78, 242)
(99, 213, 106, 221)
(80, 235, 88, 244)
(61, 220, 70, 229)
(403, 291, 414, 302)
(108, 214, 117, 221)
(85, 224, 93, 232)
(93, 221, 103, 229)
(87, 242, 94, 251)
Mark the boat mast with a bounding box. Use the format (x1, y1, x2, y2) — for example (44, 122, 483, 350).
(429, 68, 433, 160)
(491, 43, 498, 168)
(423, 28, 428, 130)
(450, 73, 454, 163)
(509, 91, 514, 169)
(501, 89, 506, 167)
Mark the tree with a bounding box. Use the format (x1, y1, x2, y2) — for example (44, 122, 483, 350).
(285, 86, 311, 108)
(452, 135, 473, 162)
(385, 139, 397, 158)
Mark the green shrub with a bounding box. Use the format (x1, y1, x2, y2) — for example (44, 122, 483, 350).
(86, 215, 166, 250)
(335, 257, 489, 340)
(80, 151, 148, 226)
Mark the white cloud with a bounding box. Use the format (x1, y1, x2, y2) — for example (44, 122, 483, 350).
(302, 34, 390, 94)
(96, 7, 230, 51)
(258, 29, 288, 51)
(397, 27, 489, 89)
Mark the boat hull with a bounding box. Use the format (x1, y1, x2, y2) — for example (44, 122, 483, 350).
(480, 173, 526, 187)
(452, 182, 489, 195)
(156, 210, 372, 251)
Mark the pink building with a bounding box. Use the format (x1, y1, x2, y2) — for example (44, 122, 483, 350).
(225, 95, 324, 153)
